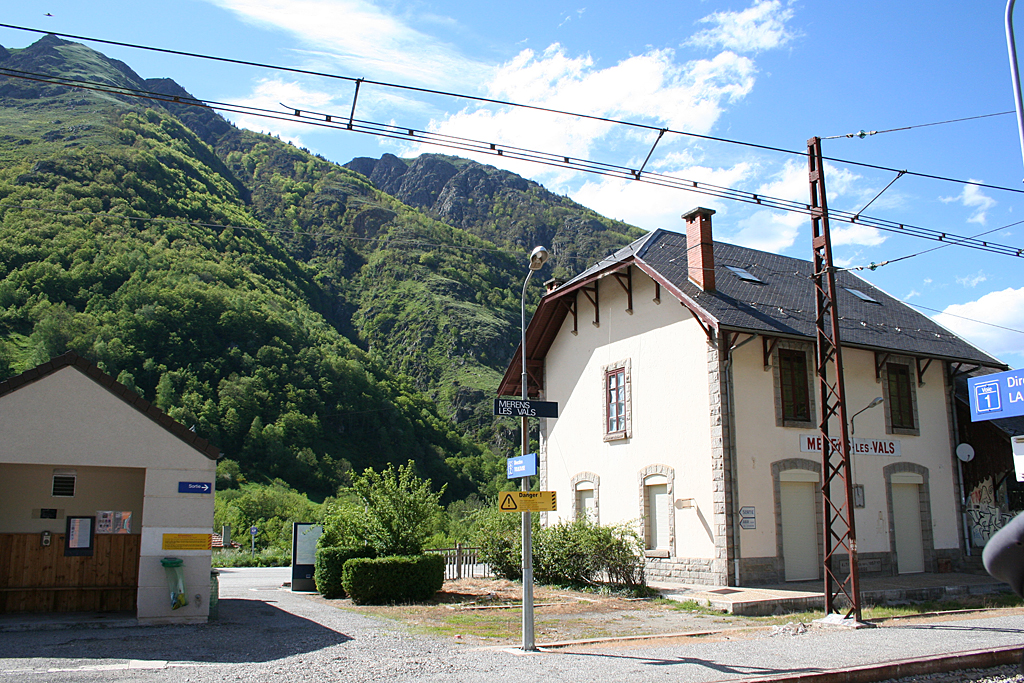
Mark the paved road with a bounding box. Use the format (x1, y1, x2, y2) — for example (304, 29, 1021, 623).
(1, 568, 1023, 682)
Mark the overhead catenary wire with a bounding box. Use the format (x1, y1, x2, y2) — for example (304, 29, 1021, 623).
(2, 65, 1022, 262)
(840, 218, 1024, 273)
(901, 300, 1024, 336)
(3, 23, 1024, 198)
(824, 110, 1017, 140)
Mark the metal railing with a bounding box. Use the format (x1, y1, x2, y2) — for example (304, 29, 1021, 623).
(425, 544, 492, 580)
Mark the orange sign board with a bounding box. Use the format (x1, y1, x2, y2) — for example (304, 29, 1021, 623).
(162, 533, 212, 550)
(499, 491, 557, 512)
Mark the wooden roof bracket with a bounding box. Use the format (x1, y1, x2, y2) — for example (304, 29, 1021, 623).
(762, 336, 780, 371)
(722, 331, 757, 362)
(948, 362, 981, 383)
(916, 357, 933, 387)
(525, 359, 544, 397)
(581, 282, 600, 327)
(874, 352, 891, 382)
(653, 281, 661, 304)
(611, 267, 634, 315)
(686, 302, 715, 343)
(560, 293, 579, 336)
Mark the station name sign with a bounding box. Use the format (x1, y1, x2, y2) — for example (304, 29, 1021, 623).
(493, 398, 558, 418)
(969, 368, 1024, 422)
(800, 434, 901, 457)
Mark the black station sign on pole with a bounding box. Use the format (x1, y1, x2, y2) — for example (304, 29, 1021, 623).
(493, 398, 559, 419)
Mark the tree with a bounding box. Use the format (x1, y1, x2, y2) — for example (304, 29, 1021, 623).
(323, 460, 445, 556)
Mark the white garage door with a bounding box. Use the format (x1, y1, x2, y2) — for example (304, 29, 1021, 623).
(891, 474, 925, 574)
(780, 471, 819, 582)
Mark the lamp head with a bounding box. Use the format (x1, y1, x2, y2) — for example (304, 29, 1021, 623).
(529, 246, 550, 271)
(867, 396, 884, 409)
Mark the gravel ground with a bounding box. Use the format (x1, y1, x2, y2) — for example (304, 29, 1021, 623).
(1, 568, 1023, 683)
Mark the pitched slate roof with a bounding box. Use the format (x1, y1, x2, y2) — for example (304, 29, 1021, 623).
(0, 351, 220, 460)
(499, 227, 1005, 396)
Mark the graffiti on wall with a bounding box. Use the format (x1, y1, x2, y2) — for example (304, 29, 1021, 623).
(967, 477, 1014, 547)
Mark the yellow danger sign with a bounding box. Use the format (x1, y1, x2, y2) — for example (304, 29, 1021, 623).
(499, 491, 557, 512)
(162, 533, 212, 550)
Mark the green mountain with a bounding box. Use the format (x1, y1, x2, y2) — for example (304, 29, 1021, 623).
(0, 35, 643, 500)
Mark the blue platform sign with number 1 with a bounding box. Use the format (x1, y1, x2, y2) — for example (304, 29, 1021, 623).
(969, 369, 1024, 422)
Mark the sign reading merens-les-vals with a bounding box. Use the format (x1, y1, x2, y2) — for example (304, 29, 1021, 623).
(493, 398, 558, 418)
(800, 434, 901, 457)
(969, 369, 1024, 422)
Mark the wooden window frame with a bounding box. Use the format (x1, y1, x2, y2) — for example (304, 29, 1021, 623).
(602, 359, 631, 441)
(883, 361, 920, 435)
(769, 341, 816, 429)
(779, 348, 811, 424)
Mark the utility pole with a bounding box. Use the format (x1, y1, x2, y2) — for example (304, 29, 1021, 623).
(808, 137, 863, 623)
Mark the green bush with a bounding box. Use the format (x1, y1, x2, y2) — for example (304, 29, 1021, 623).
(321, 461, 446, 557)
(314, 546, 376, 598)
(473, 508, 532, 580)
(535, 518, 645, 588)
(211, 548, 290, 568)
(476, 512, 645, 589)
(341, 554, 445, 605)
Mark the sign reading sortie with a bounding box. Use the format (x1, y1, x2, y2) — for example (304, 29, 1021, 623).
(800, 433, 901, 457)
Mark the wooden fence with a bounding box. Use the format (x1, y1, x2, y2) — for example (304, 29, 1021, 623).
(425, 544, 492, 580)
(0, 533, 140, 613)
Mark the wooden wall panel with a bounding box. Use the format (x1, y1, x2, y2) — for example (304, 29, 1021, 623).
(0, 533, 140, 613)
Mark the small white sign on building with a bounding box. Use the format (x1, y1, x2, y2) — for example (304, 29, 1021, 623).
(1013, 436, 1024, 483)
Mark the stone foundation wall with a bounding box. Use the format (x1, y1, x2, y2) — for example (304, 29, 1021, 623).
(646, 556, 719, 585)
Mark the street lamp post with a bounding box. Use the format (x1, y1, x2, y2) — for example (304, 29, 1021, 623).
(849, 397, 884, 506)
(520, 245, 548, 652)
(849, 397, 884, 437)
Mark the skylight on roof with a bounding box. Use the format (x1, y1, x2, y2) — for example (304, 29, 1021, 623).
(725, 265, 762, 283)
(844, 287, 880, 304)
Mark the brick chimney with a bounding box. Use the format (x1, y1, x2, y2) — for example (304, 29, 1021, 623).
(682, 207, 716, 292)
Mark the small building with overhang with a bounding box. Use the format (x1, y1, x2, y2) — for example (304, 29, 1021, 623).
(0, 352, 219, 623)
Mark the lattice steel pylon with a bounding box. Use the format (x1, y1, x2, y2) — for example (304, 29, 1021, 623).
(808, 136, 862, 622)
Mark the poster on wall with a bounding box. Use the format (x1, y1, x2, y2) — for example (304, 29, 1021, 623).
(96, 511, 133, 534)
(65, 516, 95, 556)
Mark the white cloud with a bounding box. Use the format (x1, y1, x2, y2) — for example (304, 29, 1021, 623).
(905, 289, 921, 299)
(721, 160, 883, 252)
(418, 44, 756, 165)
(221, 77, 338, 144)
(956, 270, 988, 288)
(205, 0, 492, 87)
(688, 0, 797, 53)
(570, 162, 753, 231)
(934, 288, 1024, 365)
(939, 181, 996, 225)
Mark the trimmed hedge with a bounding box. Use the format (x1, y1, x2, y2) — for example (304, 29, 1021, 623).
(314, 546, 376, 598)
(341, 554, 445, 605)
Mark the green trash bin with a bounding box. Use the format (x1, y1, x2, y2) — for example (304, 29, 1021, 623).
(160, 557, 188, 610)
(209, 569, 220, 620)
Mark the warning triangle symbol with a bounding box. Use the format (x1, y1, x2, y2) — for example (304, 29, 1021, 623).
(500, 493, 518, 511)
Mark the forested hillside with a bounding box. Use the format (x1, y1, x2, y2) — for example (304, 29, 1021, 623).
(0, 35, 643, 501)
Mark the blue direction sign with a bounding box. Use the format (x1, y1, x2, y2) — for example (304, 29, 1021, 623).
(178, 481, 212, 494)
(507, 453, 539, 479)
(969, 369, 1024, 421)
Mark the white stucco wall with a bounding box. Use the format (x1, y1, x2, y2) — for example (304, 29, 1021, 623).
(539, 268, 963, 581)
(0, 366, 216, 623)
(542, 270, 717, 561)
(731, 341, 961, 562)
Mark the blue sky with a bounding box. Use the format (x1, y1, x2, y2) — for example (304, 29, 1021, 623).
(3, 1, 1023, 368)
